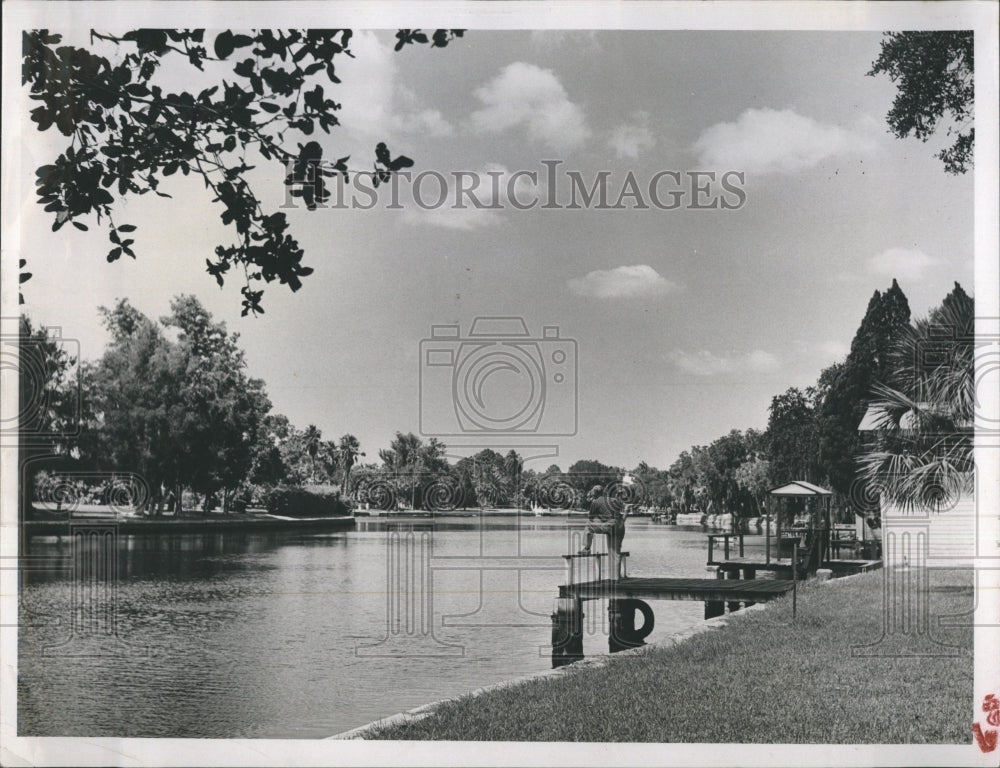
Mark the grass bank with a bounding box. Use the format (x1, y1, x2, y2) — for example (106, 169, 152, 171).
(369, 567, 973, 742)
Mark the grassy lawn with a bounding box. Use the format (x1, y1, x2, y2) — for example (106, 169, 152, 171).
(370, 568, 973, 742)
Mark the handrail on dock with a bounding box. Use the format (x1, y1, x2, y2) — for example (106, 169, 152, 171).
(707, 532, 744, 562)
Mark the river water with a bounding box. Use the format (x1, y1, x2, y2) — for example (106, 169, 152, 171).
(18, 517, 715, 738)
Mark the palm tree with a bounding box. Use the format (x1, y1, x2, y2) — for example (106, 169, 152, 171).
(857, 287, 974, 512)
(303, 424, 322, 483)
(386, 431, 423, 508)
(338, 434, 364, 493)
(321, 439, 341, 484)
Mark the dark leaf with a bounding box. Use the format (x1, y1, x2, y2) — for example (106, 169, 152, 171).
(214, 30, 236, 60)
(389, 155, 414, 171)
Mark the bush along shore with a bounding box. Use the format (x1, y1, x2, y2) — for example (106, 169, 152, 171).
(26, 484, 356, 535)
(359, 568, 973, 743)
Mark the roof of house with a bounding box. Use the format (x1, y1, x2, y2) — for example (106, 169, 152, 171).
(857, 405, 884, 431)
(769, 480, 833, 497)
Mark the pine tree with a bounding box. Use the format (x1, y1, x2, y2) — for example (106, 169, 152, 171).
(816, 280, 912, 496)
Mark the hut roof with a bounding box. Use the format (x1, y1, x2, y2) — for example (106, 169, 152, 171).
(769, 480, 832, 497)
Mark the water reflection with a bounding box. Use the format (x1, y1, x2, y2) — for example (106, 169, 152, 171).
(20, 518, 710, 738)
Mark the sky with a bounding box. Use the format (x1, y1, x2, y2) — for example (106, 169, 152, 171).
(10, 28, 977, 473)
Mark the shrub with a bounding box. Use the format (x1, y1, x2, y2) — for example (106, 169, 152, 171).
(265, 484, 352, 518)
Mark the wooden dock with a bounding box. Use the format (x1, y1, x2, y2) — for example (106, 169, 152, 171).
(549, 518, 884, 668)
(550, 573, 798, 666)
(706, 532, 882, 578)
(559, 576, 796, 604)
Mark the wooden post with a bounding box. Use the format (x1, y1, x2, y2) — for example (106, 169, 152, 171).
(723, 535, 730, 561)
(743, 567, 756, 607)
(707, 535, 714, 564)
(792, 541, 798, 620)
(765, 498, 771, 565)
(725, 569, 741, 614)
(739, 533, 744, 558)
(607, 531, 619, 584)
(704, 565, 724, 619)
(551, 597, 584, 668)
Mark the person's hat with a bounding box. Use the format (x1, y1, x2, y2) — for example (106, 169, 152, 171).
(588, 484, 603, 497)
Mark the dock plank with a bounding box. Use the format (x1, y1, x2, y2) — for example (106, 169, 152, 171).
(560, 576, 796, 602)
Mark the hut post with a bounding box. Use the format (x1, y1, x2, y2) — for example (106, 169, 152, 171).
(765, 496, 771, 565)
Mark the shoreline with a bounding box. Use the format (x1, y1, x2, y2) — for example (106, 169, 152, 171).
(329, 567, 887, 741)
(328, 600, 768, 740)
(336, 564, 978, 744)
(23, 513, 357, 537)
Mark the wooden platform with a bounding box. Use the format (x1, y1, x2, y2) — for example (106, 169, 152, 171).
(710, 556, 882, 576)
(559, 576, 796, 603)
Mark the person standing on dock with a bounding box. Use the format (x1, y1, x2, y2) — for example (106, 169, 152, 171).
(579, 485, 626, 555)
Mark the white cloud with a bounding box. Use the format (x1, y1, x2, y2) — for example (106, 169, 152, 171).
(609, 111, 656, 159)
(333, 31, 396, 139)
(668, 349, 781, 377)
(399, 108, 454, 137)
(470, 62, 590, 150)
(816, 340, 849, 360)
(399, 164, 539, 231)
(567, 265, 677, 299)
(394, 85, 454, 138)
(693, 108, 875, 174)
(401, 206, 500, 231)
(331, 32, 454, 142)
(867, 247, 939, 282)
(529, 30, 600, 49)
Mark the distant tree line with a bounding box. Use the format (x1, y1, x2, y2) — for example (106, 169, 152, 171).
(653, 280, 974, 524)
(19, 296, 370, 515)
(19, 279, 973, 522)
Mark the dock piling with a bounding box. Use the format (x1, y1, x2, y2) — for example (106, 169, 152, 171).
(743, 567, 756, 607)
(704, 565, 725, 619)
(725, 569, 741, 614)
(551, 597, 584, 668)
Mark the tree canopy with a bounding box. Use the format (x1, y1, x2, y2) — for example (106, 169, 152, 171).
(83, 295, 271, 510)
(22, 28, 464, 315)
(869, 31, 974, 174)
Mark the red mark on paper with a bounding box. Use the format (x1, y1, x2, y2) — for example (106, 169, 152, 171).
(984, 694, 1000, 727)
(973, 723, 997, 753)
(974, 694, 999, 753)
